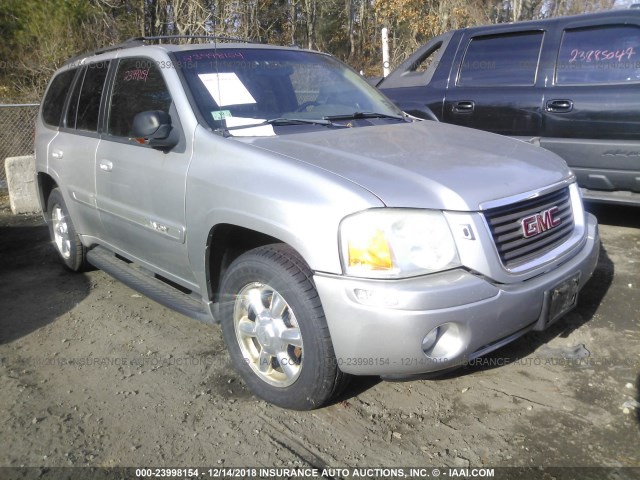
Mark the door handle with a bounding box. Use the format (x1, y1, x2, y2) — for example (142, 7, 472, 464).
(99, 160, 113, 172)
(51, 150, 63, 159)
(452, 101, 475, 113)
(546, 99, 573, 113)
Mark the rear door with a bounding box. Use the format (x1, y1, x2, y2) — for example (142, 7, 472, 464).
(443, 28, 546, 137)
(47, 61, 110, 238)
(541, 16, 640, 199)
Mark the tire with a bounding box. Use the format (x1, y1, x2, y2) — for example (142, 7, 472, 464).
(47, 188, 87, 272)
(219, 244, 348, 410)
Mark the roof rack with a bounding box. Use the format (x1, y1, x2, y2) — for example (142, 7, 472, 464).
(64, 35, 258, 66)
(131, 35, 259, 44)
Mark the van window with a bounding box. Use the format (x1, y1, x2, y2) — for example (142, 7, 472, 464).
(458, 31, 544, 87)
(42, 68, 77, 127)
(65, 71, 82, 129)
(66, 62, 110, 131)
(556, 25, 640, 85)
(108, 58, 172, 137)
(76, 62, 110, 131)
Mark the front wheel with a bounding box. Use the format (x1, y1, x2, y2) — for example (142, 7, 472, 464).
(219, 244, 348, 410)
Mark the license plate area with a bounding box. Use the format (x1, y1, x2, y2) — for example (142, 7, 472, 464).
(546, 273, 581, 327)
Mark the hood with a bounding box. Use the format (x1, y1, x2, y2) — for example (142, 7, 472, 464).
(238, 121, 573, 211)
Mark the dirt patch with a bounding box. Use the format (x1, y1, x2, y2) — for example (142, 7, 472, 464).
(0, 195, 638, 474)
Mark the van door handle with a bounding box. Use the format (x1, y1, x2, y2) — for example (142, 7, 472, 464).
(51, 150, 63, 159)
(452, 101, 475, 113)
(99, 160, 113, 172)
(546, 99, 573, 113)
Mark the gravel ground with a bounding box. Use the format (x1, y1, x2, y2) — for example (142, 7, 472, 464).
(0, 191, 638, 479)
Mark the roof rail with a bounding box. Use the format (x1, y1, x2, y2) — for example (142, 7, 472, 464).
(64, 38, 144, 66)
(64, 35, 258, 66)
(130, 35, 259, 44)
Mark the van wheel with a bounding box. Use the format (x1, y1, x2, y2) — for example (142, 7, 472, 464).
(47, 188, 87, 271)
(219, 244, 348, 410)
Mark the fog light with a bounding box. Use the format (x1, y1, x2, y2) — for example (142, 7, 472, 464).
(421, 322, 467, 360)
(422, 327, 440, 353)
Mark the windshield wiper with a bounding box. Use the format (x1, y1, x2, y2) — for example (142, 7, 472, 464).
(323, 111, 406, 121)
(222, 117, 342, 131)
(267, 118, 334, 126)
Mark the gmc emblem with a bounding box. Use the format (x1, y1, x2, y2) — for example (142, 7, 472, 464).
(521, 206, 561, 238)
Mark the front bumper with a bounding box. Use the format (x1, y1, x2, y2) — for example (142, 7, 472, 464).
(315, 213, 600, 375)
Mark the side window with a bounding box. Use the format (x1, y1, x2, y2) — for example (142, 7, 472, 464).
(410, 43, 442, 73)
(76, 62, 110, 131)
(556, 25, 640, 85)
(108, 58, 172, 137)
(65, 69, 82, 128)
(65, 62, 110, 131)
(458, 31, 544, 87)
(42, 68, 77, 127)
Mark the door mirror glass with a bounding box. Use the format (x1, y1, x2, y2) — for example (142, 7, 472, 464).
(131, 110, 176, 148)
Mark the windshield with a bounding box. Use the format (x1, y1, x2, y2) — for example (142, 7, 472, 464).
(174, 48, 405, 136)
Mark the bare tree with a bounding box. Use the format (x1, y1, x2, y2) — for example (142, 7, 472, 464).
(305, 0, 317, 49)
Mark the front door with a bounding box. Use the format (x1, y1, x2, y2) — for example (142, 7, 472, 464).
(95, 57, 195, 286)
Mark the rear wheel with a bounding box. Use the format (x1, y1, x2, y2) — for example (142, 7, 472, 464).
(219, 244, 348, 410)
(47, 188, 87, 271)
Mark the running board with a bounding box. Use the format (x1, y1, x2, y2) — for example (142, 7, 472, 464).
(87, 246, 215, 324)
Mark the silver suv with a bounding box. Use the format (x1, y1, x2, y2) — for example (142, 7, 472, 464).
(35, 38, 600, 410)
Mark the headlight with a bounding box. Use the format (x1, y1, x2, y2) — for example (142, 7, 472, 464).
(339, 209, 461, 278)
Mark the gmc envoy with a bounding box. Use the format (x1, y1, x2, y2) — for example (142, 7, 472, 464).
(35, 38, 600, 409)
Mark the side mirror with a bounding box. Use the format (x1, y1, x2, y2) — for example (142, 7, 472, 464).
(131, 110, 177, 148)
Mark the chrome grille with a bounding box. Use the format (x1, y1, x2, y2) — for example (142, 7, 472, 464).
(483, 187, 574, 268)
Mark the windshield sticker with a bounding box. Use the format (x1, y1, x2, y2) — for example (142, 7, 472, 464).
(211, 110, 232, 121)
(198, 72, 256, 107)
(225, 117, 275, 137)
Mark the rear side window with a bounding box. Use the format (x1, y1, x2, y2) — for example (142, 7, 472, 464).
(66, 62, 110, 131)
(65, 72, 81, 129)
(410, 43, 442, 73)
(108, 58, 172, 137)
(556, 25, 640, 85)
(458, 31, 544, 87)
(42, 68, 77, 127)
(76, 62, 110, 131)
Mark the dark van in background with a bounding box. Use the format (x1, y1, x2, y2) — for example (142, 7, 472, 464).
(378, 10, 640, 206)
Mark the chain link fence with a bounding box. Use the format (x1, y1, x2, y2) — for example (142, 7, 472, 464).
(0, 104, 40, 190)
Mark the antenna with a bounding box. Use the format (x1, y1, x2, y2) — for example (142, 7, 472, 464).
(212, 7, 222, 117)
